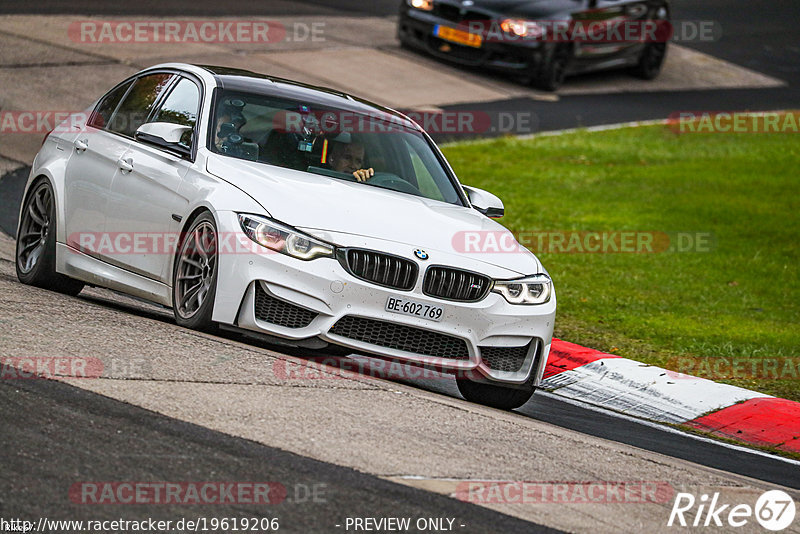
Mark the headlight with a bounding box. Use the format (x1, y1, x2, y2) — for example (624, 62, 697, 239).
(500, 19, 544, 38)
(238, 214, 335, 261)
(493, 274, 552, 305)
(408, 0, 434, 11)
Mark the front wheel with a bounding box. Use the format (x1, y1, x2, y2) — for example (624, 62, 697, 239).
(457, 378, 535, 410)
(16, 178, 84, 296)
(630, 42, 667, 80)
(172, 212, 219, 332)
(529, 44, 571, 91)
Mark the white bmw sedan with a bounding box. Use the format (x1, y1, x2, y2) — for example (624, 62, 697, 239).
(16, 63, 555, 409)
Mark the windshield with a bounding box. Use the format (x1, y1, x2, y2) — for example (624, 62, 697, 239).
(208, 90, 464, 205)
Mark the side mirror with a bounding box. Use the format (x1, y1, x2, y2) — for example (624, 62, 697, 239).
(135, 122, 192, 158)
(463, 185, 504, 218)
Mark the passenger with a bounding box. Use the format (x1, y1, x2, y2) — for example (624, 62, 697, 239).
(214, 100, 247, 151)
(215, 118, 238, 151)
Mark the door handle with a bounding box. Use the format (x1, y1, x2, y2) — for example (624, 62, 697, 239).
(118, 157, 134, 173)
(74, 138, 89, 152)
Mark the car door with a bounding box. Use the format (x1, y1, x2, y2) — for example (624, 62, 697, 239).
(103, 76, 201, 282)
(65, 72, 176, 259)
(63, 79, 134, 250)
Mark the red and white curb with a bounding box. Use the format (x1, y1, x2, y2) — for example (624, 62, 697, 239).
(542, 339, 800, 454)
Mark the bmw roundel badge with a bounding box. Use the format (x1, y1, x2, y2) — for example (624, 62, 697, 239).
(414, 249, 429, 260)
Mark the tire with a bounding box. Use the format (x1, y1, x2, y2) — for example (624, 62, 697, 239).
(172, 212, 219, 332)
(15, 178, 84, 296)
(531, 44, 571, 91)
(631, 42, 667, 80)
(457, 378, 535, 410)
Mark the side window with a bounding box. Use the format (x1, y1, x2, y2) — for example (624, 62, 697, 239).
(402, 137, 452, 202)
(108, 73, 174, 137)
(409, 151, 442, 201)
(151, 77, 200, 148)
(88, 80, 133, 129)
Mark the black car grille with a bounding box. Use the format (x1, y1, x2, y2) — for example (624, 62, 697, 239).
(340, 249, 418, 291)
(422, 266, 492, 302)
(434, 3, 492, 23)
(330, 316, 470, 360)
(479, 342, 533, 373)
(254, 283, 317, 329)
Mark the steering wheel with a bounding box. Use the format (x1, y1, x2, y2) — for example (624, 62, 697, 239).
(368, 172, 422, 196)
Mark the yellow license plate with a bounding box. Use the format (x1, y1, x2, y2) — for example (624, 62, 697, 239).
(434, 25, 483, 48)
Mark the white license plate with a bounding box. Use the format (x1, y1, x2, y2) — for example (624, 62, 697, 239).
(385, 296, 444, 322)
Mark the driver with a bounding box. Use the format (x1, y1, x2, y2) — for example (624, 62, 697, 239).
(328, 141, 374, 182)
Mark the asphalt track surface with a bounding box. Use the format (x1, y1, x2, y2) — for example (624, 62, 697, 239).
(343, 354, 800, 489)
(0, 0, 797, 85)
(1, 266, 797, 492)
(0, 372, 558, 533)
(0, 1, 796, 147)
(0, 0, 797, 128)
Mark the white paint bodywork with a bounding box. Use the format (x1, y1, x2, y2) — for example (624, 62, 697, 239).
(22, 63, 556, 386)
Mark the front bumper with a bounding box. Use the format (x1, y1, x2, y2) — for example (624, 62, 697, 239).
(212, 212, 556, 386)
(398, 7, 547, 74)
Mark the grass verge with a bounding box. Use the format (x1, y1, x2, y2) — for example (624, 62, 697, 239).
(442, 123, 799, 401)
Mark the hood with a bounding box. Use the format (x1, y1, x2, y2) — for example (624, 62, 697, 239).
(207, 155, 542, 276)
(459, 0, 579, 19)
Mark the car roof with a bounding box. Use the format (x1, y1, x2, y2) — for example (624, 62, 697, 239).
(194, 64, 418, 130)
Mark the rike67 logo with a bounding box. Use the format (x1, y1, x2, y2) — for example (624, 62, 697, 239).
(668, 490, 796, 531)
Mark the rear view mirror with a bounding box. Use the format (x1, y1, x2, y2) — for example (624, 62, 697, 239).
(135, 122, 192, 157)
(463, 186, 504, 218)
